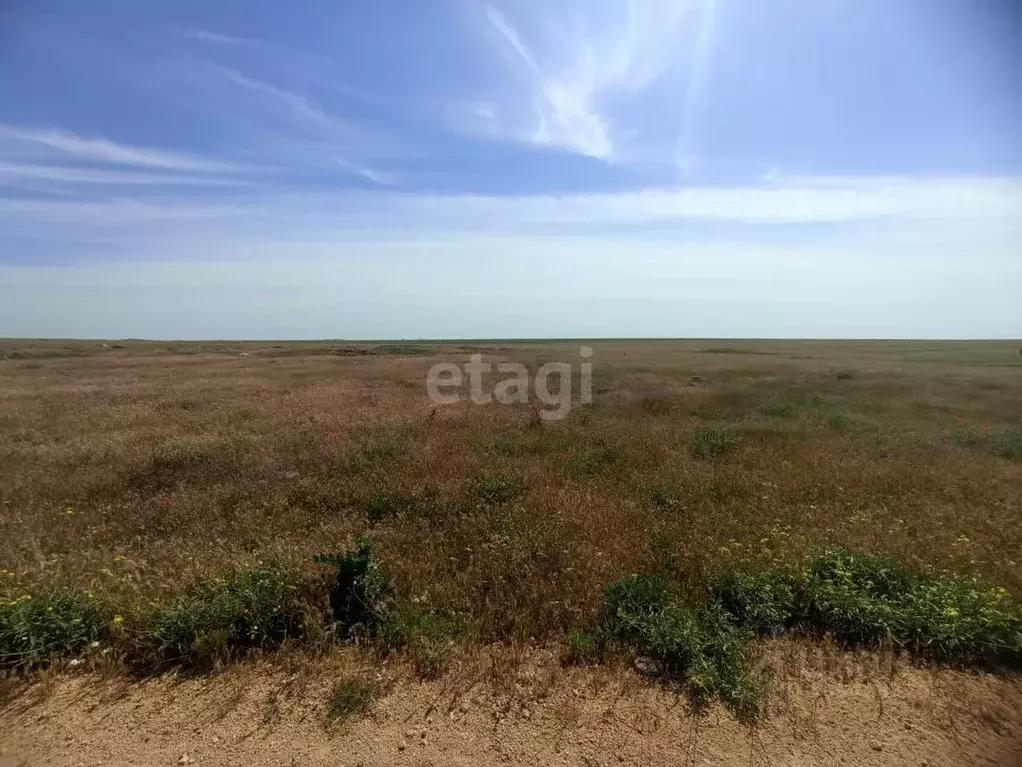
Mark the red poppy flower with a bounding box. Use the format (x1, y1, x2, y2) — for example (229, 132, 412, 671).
(160, 497, 173, 507)
(979, 424, 992, 432)
(325, 432, 338, 440)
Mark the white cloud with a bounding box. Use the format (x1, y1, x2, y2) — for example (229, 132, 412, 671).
(0, 125, 237, 172)
(0, 162, 251, 187)
(183, 29, 259, 46)
(3, 175, 1019, 241)
(203, 64, 348, 140)
(473, 1, 715, 161)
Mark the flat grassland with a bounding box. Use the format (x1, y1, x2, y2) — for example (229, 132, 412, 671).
(2, 338, 1021, 764)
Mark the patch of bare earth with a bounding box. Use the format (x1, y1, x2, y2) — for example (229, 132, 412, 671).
(2, 651, 1020, 767)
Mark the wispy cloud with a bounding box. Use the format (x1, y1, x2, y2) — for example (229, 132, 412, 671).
(182, 28, 260, 46)
(0, 125, 238, 172)
(0, 162, 252, 187)
(203, 63, 348, 140)
(5, 175, 1018, 237)
(473, 0, 712, 162)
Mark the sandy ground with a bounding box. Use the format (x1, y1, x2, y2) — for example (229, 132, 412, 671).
(2, 648, 1020, 767)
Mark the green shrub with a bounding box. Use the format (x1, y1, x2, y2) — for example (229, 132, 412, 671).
(468, 473, 525, 506)
(0, 590, 109, 669)
(599, 575, 761, 720)
(988, 427, 1022, 461)
(713, 568, 797, 633)
(757, 397, 795, 418)
(690, 425, 743, 459)
(835, 369, 857, 380)
(326, 677, 380, 726)
(315, 536, 393, 639)
(713, 549, 1022, 662)
(384, 608, 460, 678)
(137, 561, 320, 670)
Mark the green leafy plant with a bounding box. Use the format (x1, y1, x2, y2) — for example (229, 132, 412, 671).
(0, 590, 109, 669)
(315, 536, 393, 639)
(136, 561, 320, 670)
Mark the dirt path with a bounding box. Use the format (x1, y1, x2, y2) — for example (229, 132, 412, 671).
(2, 651, 1020, 767)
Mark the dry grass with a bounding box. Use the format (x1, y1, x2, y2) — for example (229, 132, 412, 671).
(1, 338, 1020, 667)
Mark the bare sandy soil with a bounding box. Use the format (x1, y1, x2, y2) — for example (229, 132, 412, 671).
(2, 650, 1020, 767)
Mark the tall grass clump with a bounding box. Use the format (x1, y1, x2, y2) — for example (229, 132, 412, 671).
(383, 608, 461, 678)
(0, 590, 109, 669)
(136, 561, 322, 670)
(326, 676, 382, 727)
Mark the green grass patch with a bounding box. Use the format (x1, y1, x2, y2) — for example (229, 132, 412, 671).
(690, 425, 743, 459)
(468, 473, 525, 506)
(136, 561, 321, 670)
(326, 676, 381, 726)
(757, 397, 795, 418)
(383, 608, 461, 678)
(0, 590, 110, 669)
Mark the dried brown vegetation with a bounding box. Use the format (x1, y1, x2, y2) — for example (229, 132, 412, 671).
(1, 338, 1020, 659)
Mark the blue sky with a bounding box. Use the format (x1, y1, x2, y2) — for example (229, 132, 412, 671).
(1, 0, 1020, 339)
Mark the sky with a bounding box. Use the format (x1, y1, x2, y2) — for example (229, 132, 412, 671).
(1, 0, 1020, 339)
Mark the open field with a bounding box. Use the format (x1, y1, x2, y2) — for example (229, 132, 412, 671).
(2, 338, 1021, 763)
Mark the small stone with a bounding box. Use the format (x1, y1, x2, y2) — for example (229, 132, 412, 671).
(177, 754, 195, 765)
(398, 741, 407, 752)
(870, 742, 884, 752)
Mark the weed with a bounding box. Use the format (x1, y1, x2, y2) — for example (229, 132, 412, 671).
(690, 425, 743, 459)
(647, 485, 686, 514)
(714, 549, 1022, 662)
(384, 608, 460, 678)
(835, 369, 857, 380)
(988, 427, 1022, 461)
(568, 440, 620, 476)
(137, 562, 320, 670)
(326, 676, 380, 726)
(0, 590, 109, 669)
(564, 629, 606, 665)
(315, 537, 393, 639)
(468, 473, 525, 506)
(757, 397, 795, 418)
(599, 574, 761, 720)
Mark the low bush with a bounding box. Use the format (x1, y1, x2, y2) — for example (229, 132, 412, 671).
(136, 561, 320, 670)
(690, 425, 743, 459)
(315, 536, 393, 639)
(599, 574, 762, 719)
(757, 397, 795, 418)
(0, 590, 109, 669)
(714, 549, 1022, 662)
